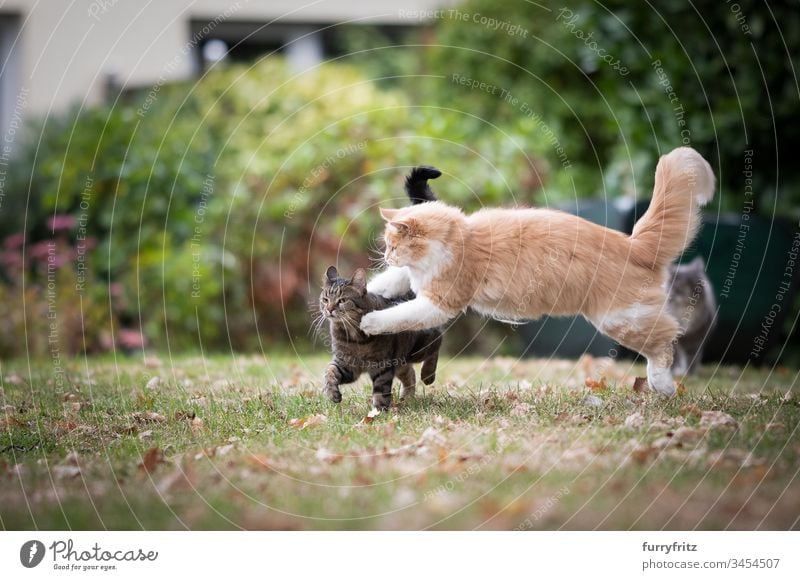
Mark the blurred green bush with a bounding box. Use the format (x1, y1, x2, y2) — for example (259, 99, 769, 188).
(1, 59, 536, 356)
(6, 0, 797, 360)
(423, 0, 800, 215)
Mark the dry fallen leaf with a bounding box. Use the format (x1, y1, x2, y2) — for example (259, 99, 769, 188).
(245, 454, 274, 470)
(699, 410, 738, 430)
(511, 401, 534, 415)
(139, 447, 164, 474)
(630, 443, 658, 464)
(216, 444, 234, 456)
(189, 396, 209, 408)
(421, 427, 445, 446)
(53, 464, 82, 480)
(315, 447, 343, 464)
(632, 377, 649, 393)
(624, 412, 644, 429)
(585, 376, 608, 392)
(671, 426, 707, 444)
(156, 462, 195, 494)
(52, 421, 78, 437)
(190, 417, 204, 434)
(679, 404, 702, 418)
(358, 408, 381, 426)
(133, 411, 166, 424)
(289, 414, 327, 429)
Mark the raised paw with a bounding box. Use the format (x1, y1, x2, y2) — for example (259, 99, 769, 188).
(360, 312, 385, 335)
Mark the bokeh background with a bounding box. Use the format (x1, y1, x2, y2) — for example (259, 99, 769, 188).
(0, 0, 798, 366)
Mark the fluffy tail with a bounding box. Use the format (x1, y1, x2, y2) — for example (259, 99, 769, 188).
(629, 147, 715, 270)
(405, 166, 441, 204)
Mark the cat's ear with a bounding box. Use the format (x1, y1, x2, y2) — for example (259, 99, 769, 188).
(379, 207, 399, 222)
(324, 265, 338, 285)
(689, 256, 706, 271)
(351, 269, 367, 294)
(389, 221, 411, 236)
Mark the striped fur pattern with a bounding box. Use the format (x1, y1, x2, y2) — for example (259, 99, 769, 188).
(319, 266, 441, 410)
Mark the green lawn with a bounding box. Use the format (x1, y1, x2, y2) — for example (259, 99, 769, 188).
(1, 354, 798, 530)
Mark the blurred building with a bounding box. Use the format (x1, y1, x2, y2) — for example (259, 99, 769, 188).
(0, 0, 456, 141)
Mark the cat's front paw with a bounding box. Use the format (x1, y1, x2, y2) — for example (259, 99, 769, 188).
(366, 280, 390, 298)
(372, 393, 392, 411)
(324, 385, 342, 403)
(360, 312, 387, 335)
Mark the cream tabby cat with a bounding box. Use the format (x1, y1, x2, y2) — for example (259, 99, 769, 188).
(360, 147, 715, 396)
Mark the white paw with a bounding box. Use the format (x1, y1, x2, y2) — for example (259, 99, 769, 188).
(366, 281, 390, 298)
(360, 312, 385, 335)
(648, 364, 676, 397)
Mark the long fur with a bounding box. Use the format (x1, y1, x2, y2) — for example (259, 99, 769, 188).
(405, 166, 441, 204)
(363, 147, 716, 396)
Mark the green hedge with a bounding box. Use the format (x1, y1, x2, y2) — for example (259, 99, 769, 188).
(1, 59, 537, 356)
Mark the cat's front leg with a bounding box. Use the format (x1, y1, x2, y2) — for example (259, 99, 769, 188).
(367, 266, 411, 298)
(360, 296, 454, 335)
(323, 361, 355, 403)
(369, 366, 396, 411)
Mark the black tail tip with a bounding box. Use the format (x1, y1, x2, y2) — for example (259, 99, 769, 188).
(409, 166, 442, 181)
(405, 165, 441, 204)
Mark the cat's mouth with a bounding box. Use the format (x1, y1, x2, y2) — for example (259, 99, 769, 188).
(326, 311, 363, 326)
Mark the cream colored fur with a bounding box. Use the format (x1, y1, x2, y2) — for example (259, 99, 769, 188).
(361, 147, 716, 396)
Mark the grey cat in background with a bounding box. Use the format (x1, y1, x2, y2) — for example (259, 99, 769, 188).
(667, 256, 717, 376)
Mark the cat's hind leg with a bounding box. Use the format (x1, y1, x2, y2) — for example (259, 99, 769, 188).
(368, 366, 396, 410)
(686, 345, 704, 375)
(420, 350, 439, 385)
(323, 361, 356, 403)
(396, 364, 417, 400)
(672, 343, 689, 376)
(592, 301, 680, 396)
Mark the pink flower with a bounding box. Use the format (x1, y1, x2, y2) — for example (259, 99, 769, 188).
(48, 214, 76, 231)
(1, 250, 23, 271)
(3, 233, 24, 249)
(117, 329, 146, 349)
(29, 241, 54, 260)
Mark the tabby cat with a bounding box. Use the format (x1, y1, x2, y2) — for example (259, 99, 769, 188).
(318, 266, 442, 410)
